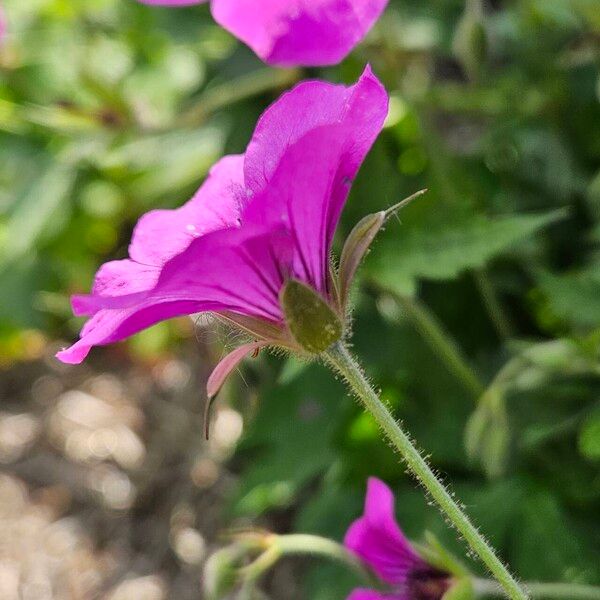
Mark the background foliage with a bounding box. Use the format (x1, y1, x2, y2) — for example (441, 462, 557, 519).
(0, 0, 599, 598)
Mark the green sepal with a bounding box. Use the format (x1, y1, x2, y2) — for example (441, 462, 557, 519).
(280, 279, 343, 354)
(337, 190, 427, 311)
(338, 211, 385, 310)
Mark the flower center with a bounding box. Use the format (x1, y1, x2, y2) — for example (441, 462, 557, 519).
(407, 569, 451, 600)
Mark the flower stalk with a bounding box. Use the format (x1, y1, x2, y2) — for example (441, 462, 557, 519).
(322, 341, 529, 600)
(231, 533, 374, 589)
(273, 534, 374, 584)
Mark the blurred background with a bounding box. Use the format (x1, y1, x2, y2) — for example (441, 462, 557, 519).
(0, 0, 599, 598)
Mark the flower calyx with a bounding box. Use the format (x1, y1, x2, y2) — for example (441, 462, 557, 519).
(280, 279, 344, 354)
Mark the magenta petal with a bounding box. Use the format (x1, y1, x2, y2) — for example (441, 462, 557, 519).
(345, 478, 426, 587)
(56, 299, 214, 364)
(243, 124, 349, 293)
(211, 0, 388, 66)
(56, 227, 293, 364)
(129, 155, 244, 267)
(207, 341, 267, 399)
(72, 260, 160, 317)
(244, 67, 388, 291)
(70, 155, 245, 318)
(150, 226, 294, 320)
(246, 66, 387, 197)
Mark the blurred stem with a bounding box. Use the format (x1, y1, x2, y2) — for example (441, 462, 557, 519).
(475, 578, 600, 599)
(179, 68, 300, 128)
(390, 290, 485, 398)
(241, 534, 373, 586)
(473, 270, 514, 340)
(323, 342, 529, 600)
(275, 534, 373, 584)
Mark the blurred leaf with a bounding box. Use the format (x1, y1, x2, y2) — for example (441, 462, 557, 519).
(453, 0, 487, 81)
(578, 409, 600, 461)
(368, 210, 565, 296)
(537, 267, 600, 328)
(3, 162, 75, 263)
(465, 387, 510, 479)
(513, 488, 599, 582)
(233, 363, 349, 517)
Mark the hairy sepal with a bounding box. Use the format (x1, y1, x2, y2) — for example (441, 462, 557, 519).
(280, 279, 343, 354)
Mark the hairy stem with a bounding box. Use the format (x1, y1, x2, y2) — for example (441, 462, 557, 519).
(323, 342, 529, 600)
(475, 578, 600, 600)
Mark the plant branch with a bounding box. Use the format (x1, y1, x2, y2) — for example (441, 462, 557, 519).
(323, 342, 528, 600)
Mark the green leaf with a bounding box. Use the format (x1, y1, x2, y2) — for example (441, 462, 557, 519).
(368, 211, 566, 296)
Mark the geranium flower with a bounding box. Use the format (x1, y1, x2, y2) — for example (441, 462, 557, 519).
(57, 66, 389, 398)
(345, 478, 452, 600)
(136, 0, 388, 66)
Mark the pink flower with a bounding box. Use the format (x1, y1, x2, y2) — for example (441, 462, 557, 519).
(57, 67, 388, 396)
(345, 478, 451, 600)
(136, 0, 388, 66)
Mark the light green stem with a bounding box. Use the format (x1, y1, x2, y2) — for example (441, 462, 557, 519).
(275, 534, 374, 584)
(323, 342, 529, 600)
(475, 578, 600, 600)
(241, 534, 373, 586)
(391, 291, 485, 398)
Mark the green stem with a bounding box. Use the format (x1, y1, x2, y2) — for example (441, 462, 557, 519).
(275, 534, 374, 585)
(390, 290, 485, 399)
(323, 342, 529, 600)
(240, 534, 374, 587)
(475, 578, 600, 600)
(473, 270, 514, 340)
